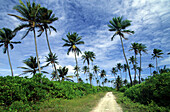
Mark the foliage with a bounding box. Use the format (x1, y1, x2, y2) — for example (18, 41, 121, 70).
(124, 72, 170, 108)
(0, 74, 113, 111)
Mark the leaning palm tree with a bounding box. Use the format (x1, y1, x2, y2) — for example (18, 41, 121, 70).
(8, 0, 42, 73)
(148, 64, 154, 75)
(116, 63, 123, 80)
(44, 53, 60, 82)
(37, 7, 58, 53)
(18, 56, 48, 76)
(129, 42, 139, 80)
(108, 16, 134, 86)
(82, 66, 88, 83)
(151, 49, 163, 72)
(62, 32, 84, 82)
(137, 43, 147, 83)
(0, 28, 21, 76)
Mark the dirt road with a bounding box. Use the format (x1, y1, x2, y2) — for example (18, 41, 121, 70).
(91, 92, 122, 112)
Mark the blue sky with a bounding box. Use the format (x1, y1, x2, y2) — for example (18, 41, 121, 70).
(0, 0, 170, 86)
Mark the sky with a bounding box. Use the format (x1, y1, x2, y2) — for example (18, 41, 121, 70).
(0, 0, 170, 86)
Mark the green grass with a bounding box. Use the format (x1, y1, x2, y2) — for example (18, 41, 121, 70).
(33, 92, 106, 112)
(112, 90, 169, 112)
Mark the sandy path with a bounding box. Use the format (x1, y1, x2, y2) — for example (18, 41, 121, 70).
(91, 92, 123, 112)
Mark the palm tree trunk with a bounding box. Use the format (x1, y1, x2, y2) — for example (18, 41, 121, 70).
(45, 28, 52, 53)
(150, 67, 151, 75)
(33, 29, 41, 73)
(53, 63, 61, 82)
(88, 64, 90, 84)
(139, 54, 142, 83)
(74, 51, 79, 83)
(120, 36, 132, 86)
(7, 48, 13, 76)
(156, 57, 158, 72)
(134, 54, 137, 81)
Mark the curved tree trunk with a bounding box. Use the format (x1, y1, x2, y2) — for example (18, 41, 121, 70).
(33, 29, 41, 73)
(7, 48, 13, 76)
(120, 36, 132, 86)
(45, 28, 52, 53)
(74, 51, 79, 83)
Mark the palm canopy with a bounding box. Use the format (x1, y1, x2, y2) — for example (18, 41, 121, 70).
(82, 51, 96, 65)
(8, 0, 41, 38)
(111, 67, 117, 76)
(37, 7, 58, 37)
(129, 56, 136, 65)
(58, 66, 73, 81)
(138, 43, 147, 55)
(129, 42, 139, 55)
(116, 63, 123, 71)
(93, 65, 100, 74)
(82, 66, 88, 74)
(108, 16, 134, 40)
(0, 28, 21, 53)
(62, 32, 84, 55)
(44, 53, 59, 66)
(148, 64, 154, 68)
(123, 64, 128, 72)
(100, 70, 106, 78)
(18, 56, 48, 75)
(151, 49, 163, 59)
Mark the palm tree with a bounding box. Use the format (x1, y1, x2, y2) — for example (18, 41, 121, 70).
(82, 66, 88, 83)
(116, 63, 123, 79)
(92, 65, 100, 83)
(74, 65, 81, 77)
(9, 0, 42, 73)
(111, 67, 117, 81)
(136, 67, 142, 83)
(138, 43, 147, 83)
(58, 66, 73, 81)
(44, 53, 60, 81)
(18, 56, 48, 76)
(37, 7, 58, 53)
(62, 32, 84, 82)
(151, 49, 163, 72)
(51, 71, 57, 81)
(100, 70, 106, 79)
(123, 64, 128, 81)
(115, 76, 122, 91)
(108, 16, 134, 86)
(129, 42, 139, 80)
(148, 64, 154, 75)
(104, 78, 108, 86)
(89, 73, 93, 87)
(129, 56, 137, 81)
(0, 28, 21, 76)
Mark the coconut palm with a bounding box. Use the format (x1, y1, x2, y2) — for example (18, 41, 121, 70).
(115, 76, 122, 91)
(100, 70, 106, 80)
(148, 64, 154, 75)
(92, 65, 100, 83)
(44, 53, 60, 81)
(108, 16, 134, 86)
(111, 67, 117, 81)
(8, 0, 42, 73)
(129, 42, 139, 80)
(74, 65, 81, 77)
(116, 63, 123, 79)
(62, 32, 84, 82)
(104, 78, 108, 86)
(58, 66, 73, 81)
(136, 67, 142, 83)
(37, 7, 58, 53)
(129, 56, 137, 81)
(123, 64, 128, 81)
(137, 43, 147, 83)
(0, 28, 21, 76)
(151, 49, 163, 72)
(51, 71, 57, 81)
(82, 66, 88, 82)
(89, 73, 93, 87)
(18, 56, 48, 76)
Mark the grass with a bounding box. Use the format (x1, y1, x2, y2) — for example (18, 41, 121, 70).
(32, 92, 106, 112)
(112, 90, 169, 112)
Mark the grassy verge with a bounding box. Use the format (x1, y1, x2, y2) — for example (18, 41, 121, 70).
(33, 92, 106, 112)
(112, 90, 169, 112)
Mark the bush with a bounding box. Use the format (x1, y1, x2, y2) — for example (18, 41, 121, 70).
(124, 72, 170, 108)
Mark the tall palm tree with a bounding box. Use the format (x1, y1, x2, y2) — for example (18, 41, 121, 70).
(111, 67, 117, 81)
(82, 66, 88, 82)
(92, 65, 100, 83)
(8, 0, 42, 73)
(123, 64, 128, 81)
(37, 7, 58, 53)
(104, 78, 108, 86)
(148, 64, 154, 75)
(18, 56, 48, 76)
(62, 32, 84, 82)
(115, 76, 122, 91)
(151, 49, 163, 72)
(129, 56, 137, 81)
(0, 28, 21, 76)
(100, 70, 106, 82)
(89, 73, 93, 87)
(58, 66, 73, 81)
(138, 43, 147, 83)
(136, 67, 142, 83)
(44, 53, 60, 82)
(129, 42, 139, 81)
(108, 16, 134, 86)
(116, 63, 123, 80)
(74, 65, 81, 77)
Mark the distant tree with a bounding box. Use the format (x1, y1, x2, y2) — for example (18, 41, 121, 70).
(82, 66, 88, 83)
(115, 76, 122, 91)
(129, 56, 137, 81)
(108, 16, 134, 86)
(62, 32, 84, 82)
(92, 65, 100, 83)
(18, 56, 48, 76)
(148, 64, 154, 75)
(111, 67, 117, 79)
(123, 64, 128, 81)
(100, 70, 106, 80)
(58, 66, 73, 81)
(0, 28, 21, 76)
(123, 79, 128, 86)
(136, 67, 142, 83)
(151, 49, 163, 72)
(116, 63, 123, 80)
(89, 73, 93, 87)
(159, 65, 170, 74)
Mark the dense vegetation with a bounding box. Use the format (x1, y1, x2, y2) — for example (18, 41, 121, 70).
(0, 73, 113, 111)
